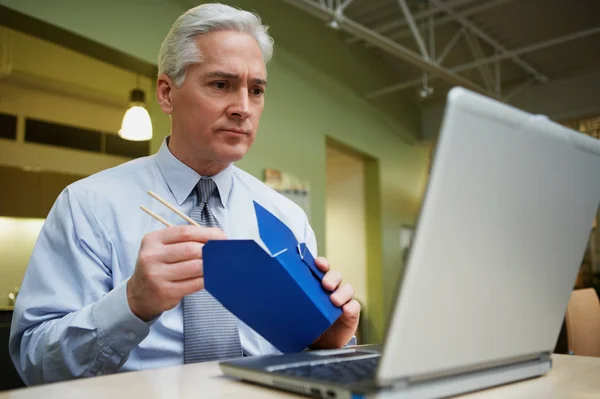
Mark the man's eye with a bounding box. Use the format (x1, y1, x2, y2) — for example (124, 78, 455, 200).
(213, 82, 227, 89)
(252, 88, 264, 96)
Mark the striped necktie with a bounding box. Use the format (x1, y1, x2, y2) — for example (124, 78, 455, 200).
(182, 178, 243, 363)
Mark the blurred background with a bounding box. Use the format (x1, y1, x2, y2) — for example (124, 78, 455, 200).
(1, 0, 599, 390)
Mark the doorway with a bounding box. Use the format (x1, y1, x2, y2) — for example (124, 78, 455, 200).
(325, 138, 383, 344)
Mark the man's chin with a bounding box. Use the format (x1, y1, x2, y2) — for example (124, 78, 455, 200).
(215, 148, 249, 164)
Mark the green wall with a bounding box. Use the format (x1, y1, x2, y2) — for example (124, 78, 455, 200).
(1, 0, 429, 339)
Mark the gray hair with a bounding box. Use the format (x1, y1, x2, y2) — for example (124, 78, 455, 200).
(158, 3, 274, 87)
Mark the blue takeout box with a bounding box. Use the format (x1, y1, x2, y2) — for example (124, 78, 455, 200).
(203, 201, 342, 353)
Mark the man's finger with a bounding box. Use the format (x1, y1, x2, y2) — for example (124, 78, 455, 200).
(166, 259, 204, 281)
(330, 283, 355, 307)
(322, 270, 342, 291)
(341, 299, 361, 320)
(160, 241, 204, 263)
(315, 257, 330, 272)
(170, 276, 205, 297)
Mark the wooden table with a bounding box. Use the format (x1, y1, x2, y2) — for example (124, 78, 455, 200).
(1, 354, 598, 398)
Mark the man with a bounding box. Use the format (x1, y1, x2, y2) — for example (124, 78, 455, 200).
(9, 3, 360, 386)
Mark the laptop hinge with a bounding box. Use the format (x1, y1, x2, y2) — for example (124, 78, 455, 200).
(390, 379, 410, 391)
(376, 352, 551, 399)
(380, 351, 549, 387)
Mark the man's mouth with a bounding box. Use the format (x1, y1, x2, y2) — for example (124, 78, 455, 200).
(219, 128, 248, 135)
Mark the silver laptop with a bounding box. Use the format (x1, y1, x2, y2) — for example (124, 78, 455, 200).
(220, 87, 600, 399)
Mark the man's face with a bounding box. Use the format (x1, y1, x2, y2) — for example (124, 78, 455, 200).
(161, 30, 267, 168)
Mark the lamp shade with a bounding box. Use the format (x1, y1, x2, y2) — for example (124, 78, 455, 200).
(119, 105, 153, 141)
(119, 87, 152, 141)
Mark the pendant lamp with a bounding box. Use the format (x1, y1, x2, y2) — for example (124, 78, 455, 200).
(119, 76, 152, 141)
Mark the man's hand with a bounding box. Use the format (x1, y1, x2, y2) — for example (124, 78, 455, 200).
(311, 257, 361, 349)
(127, 225, 226, 321)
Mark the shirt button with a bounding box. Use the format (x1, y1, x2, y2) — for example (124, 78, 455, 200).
(126, 332, 137, 340)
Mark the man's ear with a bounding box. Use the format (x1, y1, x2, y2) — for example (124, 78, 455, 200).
(157, 73, 175, 114)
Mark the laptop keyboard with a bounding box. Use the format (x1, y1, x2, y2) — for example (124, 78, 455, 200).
(274, 356, 380, 385)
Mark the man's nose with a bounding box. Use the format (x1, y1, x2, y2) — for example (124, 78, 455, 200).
(227, 89, 251, 119)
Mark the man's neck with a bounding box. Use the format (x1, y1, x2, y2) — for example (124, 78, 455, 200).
(167, 135, 229, 177)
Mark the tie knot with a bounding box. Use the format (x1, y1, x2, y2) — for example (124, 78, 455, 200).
(196, 178, 217, 204)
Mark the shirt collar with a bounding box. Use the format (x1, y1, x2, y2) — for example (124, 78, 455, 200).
(154, 136, 233, 207)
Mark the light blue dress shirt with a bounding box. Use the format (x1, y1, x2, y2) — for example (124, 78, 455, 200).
(9, 138, 318, 385)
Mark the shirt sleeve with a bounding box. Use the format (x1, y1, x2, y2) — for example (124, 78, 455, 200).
(9, 187, 151, 385)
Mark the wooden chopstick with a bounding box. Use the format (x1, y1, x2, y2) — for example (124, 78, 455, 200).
(140, 205, 172, 227)
(143, 190, 201, 227)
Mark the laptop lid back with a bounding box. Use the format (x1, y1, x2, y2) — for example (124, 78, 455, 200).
(377, 88, 600, 384)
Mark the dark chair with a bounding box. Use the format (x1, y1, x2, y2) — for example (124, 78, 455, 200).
(0, 321, 26, 391)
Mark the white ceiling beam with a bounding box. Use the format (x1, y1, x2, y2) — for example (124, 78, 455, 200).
(396, 0, 430, 60)
(366, 77, 428, 98)
(428, 1, 435, 60)
(366, 26, 600, 98)
(337, 0, 354, 13)
(347, 0, 476, 44)
(281, 0, 497, 98)
(436, 26, 464, 64)
(494, 53, 501, 95)
(464, 30, 495, 91)
(429, 0, 548, 84)
(505, 79, 535, 101)
(453, 26, 600, 73)
(386, 0, 517, 45)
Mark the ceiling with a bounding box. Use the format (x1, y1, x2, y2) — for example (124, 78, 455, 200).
(281, 0, 600, 105)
